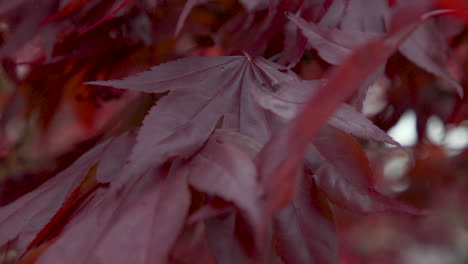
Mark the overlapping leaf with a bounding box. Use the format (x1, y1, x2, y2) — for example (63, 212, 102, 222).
(35, 161, 190, 264)
(168, 223, 217, 264)
(188, 130, 263, 230)
(87, 55, 302, 177)
(277, 21, 308, 69)
(88, 43, 418, 225)
(251, 78, 401, 146)
(205, 212, 255, 264)
(86, 51, 417, 264)
(0, 140, 110, 256)
(273, 176, 337, 264)
(0, 132, 134, 263)
(256, 17, 430, 220)
(34, 134, 190, 264)
(288, 10, 464, 96)
(307, 126, 423, 214)
(95, 163, 190, 264)
(287, 13, 379, 65)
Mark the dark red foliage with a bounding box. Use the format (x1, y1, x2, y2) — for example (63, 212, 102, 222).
(0, 0, 466, 263)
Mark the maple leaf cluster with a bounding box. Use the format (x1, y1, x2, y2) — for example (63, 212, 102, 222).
(0, 0, 466, 263)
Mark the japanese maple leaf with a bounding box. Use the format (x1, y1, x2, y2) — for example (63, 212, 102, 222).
(273, 175, 337, 264)
(94, 162, 190, 264)
(288, 10, 464, 96)
(276, 20, 308, 69)
(28, 131, 190, 264)
(188, 132, 338, 264)
(306, 125, 423, 214)
(87, 51, 403, 174)
(188, 130, 264, 231)
(251, 78, 401, 145)
(87, 50, 408, 222)
(87, 54, 303, 179)
(33, 130, 257, 264)
(83, 54, 417, 264)
(256, 10, 435, 220)
(253, 76, 415, 213)
(35, 163, 190, 264)
(0, 131, 138, 262)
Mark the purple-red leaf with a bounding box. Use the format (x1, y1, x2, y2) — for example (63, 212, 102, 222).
(399, 22, 464, 96)
(273, 176, 337, 264)
(0, 140, 109, 256)
(86, 56, 240, 94)
(287, 13, 381, 65)
(38, 159, 190, 264)
(168, 223, 217, 264)
(189, 130, 263, 230)
(205, 212, 255, 264)
(317, 0, 349, 27)
(88, 55, 306, 178)
(277, 21, 308, 69)
(305, 126, 423, 214)
(289, 9, 463, 96)
(309, 125, 375, 187)
(314, 165, 425, 214)
(330, 104, 400, 146)
(95, 130, 136, 183)
(252, 78, 401, 147)
(95, 163, 190, 264)
(35, 186, 114, 264)
(257, 16, 421, 219)
(33, 132, 148, 264)
(122, 88, 224, 178)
